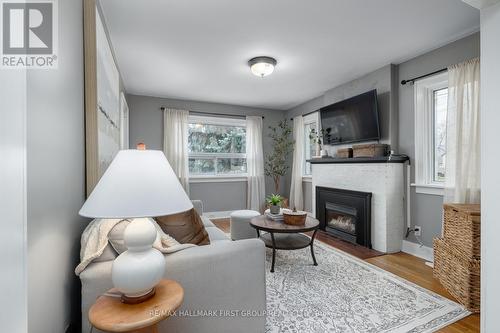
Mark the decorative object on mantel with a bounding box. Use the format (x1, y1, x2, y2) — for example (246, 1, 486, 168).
(336, 147, 353, 158)
(283, 208, 308, 226)
(266, 194, 283, 214)
(352, 143, 388, 158)
(265, 120, 294, 193)
(308, 155, 409, 164)
(433, 203, 481, 312)
(79, 147, 193, 304)
(309, 127, 332, 157)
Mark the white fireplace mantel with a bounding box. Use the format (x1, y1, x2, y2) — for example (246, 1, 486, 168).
(311, 159, 407, 253)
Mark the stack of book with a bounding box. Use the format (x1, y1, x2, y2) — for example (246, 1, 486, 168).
(264, 209, 284, 221)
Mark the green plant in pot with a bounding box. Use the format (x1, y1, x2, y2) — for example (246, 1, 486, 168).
(267, 194, 283, 214)
(265, 119, 294, 194)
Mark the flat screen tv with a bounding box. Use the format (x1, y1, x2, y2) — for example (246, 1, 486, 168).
(320, 89, 380, 145)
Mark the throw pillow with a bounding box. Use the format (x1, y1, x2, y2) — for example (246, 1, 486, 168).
(155, 208, 210, 245)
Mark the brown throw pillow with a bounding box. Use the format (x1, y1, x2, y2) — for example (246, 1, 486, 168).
(155, 208, 210, 245)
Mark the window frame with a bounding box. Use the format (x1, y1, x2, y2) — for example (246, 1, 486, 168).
(302, 112, 320, 178)
(413, 72, 448, 196)
(187, 115, 248, 181)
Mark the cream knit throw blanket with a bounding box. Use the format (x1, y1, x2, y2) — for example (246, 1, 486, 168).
(75, 218, 196, 275)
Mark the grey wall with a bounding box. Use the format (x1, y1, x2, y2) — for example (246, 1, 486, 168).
(287, 64, 399, 148)
(26, 0, 87, 332)
(303, 181, 313, 213)
(398, 32, 480, 246)
(284, 34, 479, 247)
(127, 94, 286, 212)
(285, 64, 399, 212)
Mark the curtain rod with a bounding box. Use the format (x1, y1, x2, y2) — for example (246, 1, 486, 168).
(290, 109, 320, 121)
(160, 107, 264, 119)
(401, 68, 447, 85)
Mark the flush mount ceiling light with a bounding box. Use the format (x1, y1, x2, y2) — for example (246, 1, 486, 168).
(248, 56, 277, 78)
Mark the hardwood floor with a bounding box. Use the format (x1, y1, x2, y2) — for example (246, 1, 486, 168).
(211, 218, 479, 332)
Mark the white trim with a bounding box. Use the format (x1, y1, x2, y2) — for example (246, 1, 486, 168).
(189, 114, 246, 127)
(119, 92, 129, 149)
(303, 112, 319, 125)
(402, 240, 434, 263)
(0, 69, 28, 332)
(411, 183, 445, 196)
(189, 175, 247, 183)
(302, 176, 312, 183)
(414, 72, 448, 191)
(303, 112, 320, 176)
(462, 0, 500, 9)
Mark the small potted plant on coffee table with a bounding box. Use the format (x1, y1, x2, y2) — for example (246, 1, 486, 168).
(267, 194, 283, 215)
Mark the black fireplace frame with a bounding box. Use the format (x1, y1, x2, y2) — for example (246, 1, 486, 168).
(316, 186, 372, 248)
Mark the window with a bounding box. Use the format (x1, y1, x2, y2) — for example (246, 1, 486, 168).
(303, 113, 320, 176)
(414, 72, 448, 195)
(433, 88, 448, 182)
(188, 115, 247, 177)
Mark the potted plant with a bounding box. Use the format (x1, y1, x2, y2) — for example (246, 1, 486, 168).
(309, 128, 332, 157)
(265, 120, 294, 194)
(266, 194, 283, 214)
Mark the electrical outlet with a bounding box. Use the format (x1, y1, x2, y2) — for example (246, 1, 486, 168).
(414, 226, 422, 237)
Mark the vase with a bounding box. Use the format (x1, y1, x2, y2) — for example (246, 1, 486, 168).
(270, 205, 280, 214)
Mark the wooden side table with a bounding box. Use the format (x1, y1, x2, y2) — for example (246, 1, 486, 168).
(89, 279, 184, 333)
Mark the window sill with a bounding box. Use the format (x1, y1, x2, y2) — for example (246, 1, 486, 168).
(189, 175, 247, 183)
(411, 183, 444, 196)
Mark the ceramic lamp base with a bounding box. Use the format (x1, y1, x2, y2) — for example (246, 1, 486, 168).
(111, 218, 166, 303)
(121, 287, 156, 304)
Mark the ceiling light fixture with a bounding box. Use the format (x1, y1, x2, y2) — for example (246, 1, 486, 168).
(248, 56, 277, 78)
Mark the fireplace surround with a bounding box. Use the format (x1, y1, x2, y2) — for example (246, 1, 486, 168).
(316, 186, 372, 248)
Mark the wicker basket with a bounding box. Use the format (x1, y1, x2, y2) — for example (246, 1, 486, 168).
(336, 148, 353, 158)
(433, 238, 480, 312)
(443, 204, 480, 258)
(352, 144, 388, 158)
(282, 209, 307, 226)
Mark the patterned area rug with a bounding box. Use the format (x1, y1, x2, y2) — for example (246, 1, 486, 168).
(265, 241, 469, 333)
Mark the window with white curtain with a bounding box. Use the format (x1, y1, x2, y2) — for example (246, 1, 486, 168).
(413, 72, 448, 195)
(303, 112, 319, 176)
(188, 115, 247, 177)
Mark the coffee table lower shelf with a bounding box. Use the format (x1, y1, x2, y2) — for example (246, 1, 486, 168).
(257, 231, 318, 273)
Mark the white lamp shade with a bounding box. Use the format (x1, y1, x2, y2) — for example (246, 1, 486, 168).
(79, 150, 192, 218)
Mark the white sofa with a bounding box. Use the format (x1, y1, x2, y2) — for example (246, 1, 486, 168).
(80, 201, 267, 333)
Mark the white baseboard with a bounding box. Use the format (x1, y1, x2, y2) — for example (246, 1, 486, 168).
(401, 240, 434, 263)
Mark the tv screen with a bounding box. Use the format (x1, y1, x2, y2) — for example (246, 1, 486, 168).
(320, 90, 380, 145)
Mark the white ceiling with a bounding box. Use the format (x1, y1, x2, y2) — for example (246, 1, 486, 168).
(100, 0, 479, 110)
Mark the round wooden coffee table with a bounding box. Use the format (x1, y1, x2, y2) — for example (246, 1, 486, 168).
(250, 215, 320, 273)
(89, 279, 184, 333)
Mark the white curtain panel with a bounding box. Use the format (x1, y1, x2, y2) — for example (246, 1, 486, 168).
(444, 58, 481, 204)
(246, 116, 266, 212)
(289, 116, 304, 210)
(163, 108, 190, 194)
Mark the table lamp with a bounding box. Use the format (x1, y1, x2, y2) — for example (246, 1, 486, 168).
(79, 147, 192, 303)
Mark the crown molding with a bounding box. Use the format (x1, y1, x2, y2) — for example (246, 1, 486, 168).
(462, 0, 500, 9)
